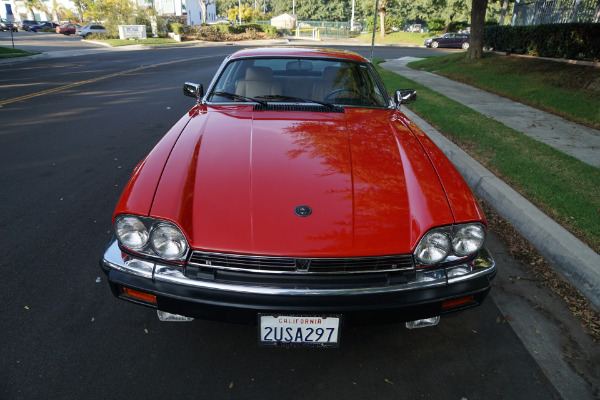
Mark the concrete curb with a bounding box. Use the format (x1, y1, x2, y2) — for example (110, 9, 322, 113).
(403, 108, 600, 311)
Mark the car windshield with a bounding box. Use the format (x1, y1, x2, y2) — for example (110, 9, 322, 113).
(208, 57, 389, 108)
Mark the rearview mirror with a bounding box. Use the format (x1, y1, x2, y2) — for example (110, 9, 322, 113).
(183, 82, 204, 100)
(395, 89, 417, 107)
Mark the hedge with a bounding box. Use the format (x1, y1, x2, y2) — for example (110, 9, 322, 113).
(213, 23, 279, 36)
(483, 23, 600, 61)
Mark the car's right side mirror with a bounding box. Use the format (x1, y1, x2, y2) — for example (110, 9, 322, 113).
(183, 83, 204, 101)
(395, 89, 417, 108)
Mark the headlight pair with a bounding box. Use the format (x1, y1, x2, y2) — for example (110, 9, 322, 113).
(114, 214, 189, 261)
(414, 223, 486, 266)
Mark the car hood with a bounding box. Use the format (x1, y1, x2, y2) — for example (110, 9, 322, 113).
(148, 106, 456, 257)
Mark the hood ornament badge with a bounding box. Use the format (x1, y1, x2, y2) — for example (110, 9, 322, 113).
(294, 205, 312, 217)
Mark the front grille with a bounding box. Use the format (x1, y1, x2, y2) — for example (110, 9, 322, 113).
(188, 251, 414, 274)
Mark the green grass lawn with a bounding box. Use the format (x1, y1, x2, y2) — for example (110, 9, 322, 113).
(100, 38, 179, 47)
(408, 52, 600, 130)
(0, 46, 35, 58)
(375, 60, 600, 254)
(355, 31, 435, 46)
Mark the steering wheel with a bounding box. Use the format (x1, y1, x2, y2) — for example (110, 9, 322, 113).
(324, 88, 363, 101)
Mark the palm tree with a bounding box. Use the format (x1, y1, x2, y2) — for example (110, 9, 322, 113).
(50, 0, 68, 21)
(20, 0, 44, 20)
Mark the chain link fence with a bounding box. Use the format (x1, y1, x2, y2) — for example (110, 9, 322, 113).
(257, 20, 361, 38)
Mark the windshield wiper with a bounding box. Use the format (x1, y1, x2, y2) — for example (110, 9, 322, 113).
(212, 91, 267, 106)
(257, 95, 336, 109)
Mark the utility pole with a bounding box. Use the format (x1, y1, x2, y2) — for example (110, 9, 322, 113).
(351, 0, 355, 31)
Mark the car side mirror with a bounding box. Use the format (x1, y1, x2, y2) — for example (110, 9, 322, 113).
(395, 89, 417, 108)
(183, 83, 204, 101)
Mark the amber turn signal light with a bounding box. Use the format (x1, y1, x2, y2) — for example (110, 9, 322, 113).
(122, 287, 157, 304)
(442, 295, 475, 309)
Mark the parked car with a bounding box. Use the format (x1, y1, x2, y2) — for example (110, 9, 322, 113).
(29, 22, 59, 32)
(424, 32, 470, 49)
(208, 18, 232, 24)
(0, 18, 18, 32)
(18, 20, 38, 31)
(100, 47, 496, 347)
(56, 23, 80, 35)
(76, 24, 107, 37)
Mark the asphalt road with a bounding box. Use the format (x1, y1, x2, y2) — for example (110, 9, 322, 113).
(0, 30, 107, 52)
(0, 41, 566, 399)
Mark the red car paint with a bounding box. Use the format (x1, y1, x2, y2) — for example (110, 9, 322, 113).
(114, 103, 484, 257)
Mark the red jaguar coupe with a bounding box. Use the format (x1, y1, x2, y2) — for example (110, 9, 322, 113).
(101, 47, 496, 347)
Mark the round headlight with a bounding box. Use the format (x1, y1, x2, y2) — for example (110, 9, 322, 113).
(452, 224, 486, 257)
(415, 231, 451, 265)
(150, 224, 188, 260)
(115, 215, 149, 250)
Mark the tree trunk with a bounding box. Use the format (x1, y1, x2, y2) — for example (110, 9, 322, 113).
(443, 12, 455, 34)
(379, 7, 386, 38)
(499, 0, 509, 25)
(466, 0, 489, 59)
(200, 1, 207, 23)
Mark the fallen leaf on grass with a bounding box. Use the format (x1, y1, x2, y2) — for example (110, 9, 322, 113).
(229, 382, 234, 389)
(384, 378, 394, 385)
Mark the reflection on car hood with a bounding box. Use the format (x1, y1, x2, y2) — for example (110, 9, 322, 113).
(148, 106, 457, 257)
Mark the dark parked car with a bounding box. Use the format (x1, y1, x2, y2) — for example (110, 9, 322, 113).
(0, 18, 18, 32)
(29, 22, 59, 32)
(101, 47, 496, 347)
(56, 23, 80, 35)
(18, 20, 38, 31)
(424, 32, 470, 49)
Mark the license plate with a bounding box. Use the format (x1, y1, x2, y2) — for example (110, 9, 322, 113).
(259, 314, 341, 347)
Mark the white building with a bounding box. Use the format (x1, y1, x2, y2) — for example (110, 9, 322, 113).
(186, 0, 216, 25)
(0, 0, 215, 25)
(271, 13, 297, 29)
(1, 0, 77, 22)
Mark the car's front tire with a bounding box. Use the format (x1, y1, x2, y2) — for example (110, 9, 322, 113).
(432, 41, 439, 48)
(462, 42, 470, 50)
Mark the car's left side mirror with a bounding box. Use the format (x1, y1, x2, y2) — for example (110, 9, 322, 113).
(395, 89, 417, 108)
(183, 83, 204, 101)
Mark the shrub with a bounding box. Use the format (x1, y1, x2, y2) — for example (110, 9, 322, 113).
(185, 23, 280, 40)
(427, 18, 445, 32)
(483, 23, 600, 61)
(86, 33, 117, 40)
(42, 27, 55, 33)
(171, 23, 184, 34)
(386, 17, 403, 32)
(448, 21, 468, 32)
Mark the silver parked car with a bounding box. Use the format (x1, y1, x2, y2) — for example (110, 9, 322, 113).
(76, 24, 107, 37)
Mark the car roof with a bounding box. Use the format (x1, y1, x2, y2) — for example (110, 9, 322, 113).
(228, 47, 369, 63)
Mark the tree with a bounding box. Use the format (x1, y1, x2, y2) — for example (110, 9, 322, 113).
(378, 1, 387, 38)
(50, 0, 68, 21)
(360, 0, 395, 37)
(72, 0, 88, 22)
(20, 0, 44, 20)
(466, 0, 488, 59)
(199, 0, 215, 24)
(227, 4, 261, 22)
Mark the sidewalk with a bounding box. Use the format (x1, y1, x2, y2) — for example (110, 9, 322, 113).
(381, 58, 600, 311)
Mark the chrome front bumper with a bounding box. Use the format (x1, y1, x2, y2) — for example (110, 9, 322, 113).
(101, 238, 496, 297)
